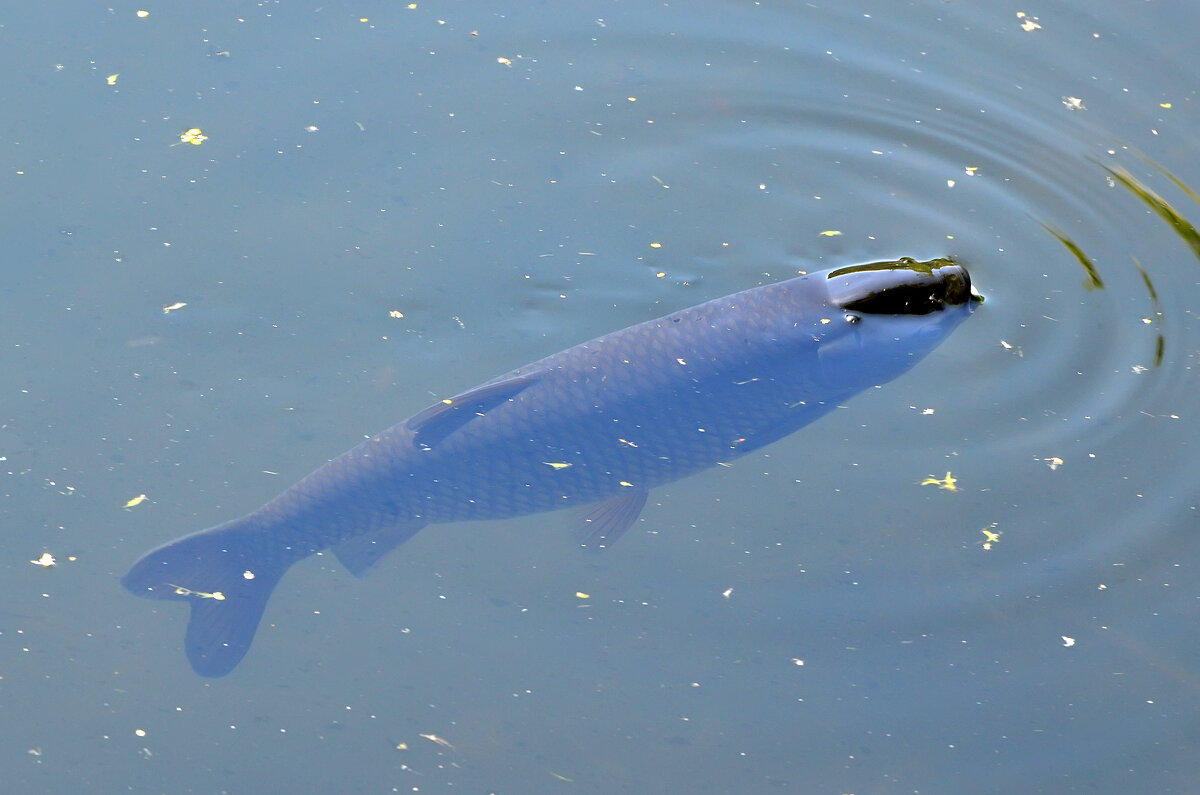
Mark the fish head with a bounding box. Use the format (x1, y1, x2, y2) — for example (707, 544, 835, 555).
(814, 256, 981, 390)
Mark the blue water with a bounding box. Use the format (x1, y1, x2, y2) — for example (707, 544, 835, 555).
(3, 1, 1199, 792)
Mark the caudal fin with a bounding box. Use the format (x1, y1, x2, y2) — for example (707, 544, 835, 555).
(121, 514, 294, 677)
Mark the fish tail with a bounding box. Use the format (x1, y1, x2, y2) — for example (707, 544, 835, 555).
(121, 513, 295, 677)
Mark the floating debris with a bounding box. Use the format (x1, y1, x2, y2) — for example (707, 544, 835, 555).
(169, 584, 225, 601)
(921, 472, 958, 492)
(979, 525, 1002, 551)
(178, 128, 207, 146)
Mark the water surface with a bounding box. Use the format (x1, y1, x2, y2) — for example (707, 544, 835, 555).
(3, 2, 1199, 793)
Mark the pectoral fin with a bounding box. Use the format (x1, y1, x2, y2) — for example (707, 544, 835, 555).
(573, 489, 649, 550)
(332, 520, 428, 577)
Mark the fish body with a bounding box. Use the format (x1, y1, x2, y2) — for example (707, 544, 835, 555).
(123, 257, 979, 676)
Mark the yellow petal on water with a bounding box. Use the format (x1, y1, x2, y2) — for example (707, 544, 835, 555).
(819, 230, 842, 237)
(389, 309, 404, 318)
(920, 472, 958, 491)
(107, 74, 119, 86)
(497, 57, 512, 66)
(543, 462, 572, 470)
(650, 242, 662, 248)
(136, 9, 149, 18)
(575, 592, 589, 599)
(125, 493, 148, 508)
(179, 128, 207, 146)
(978, 525, 1002, 551)
(1160, 103, 1172, 109)
(30, 552, 56, 568)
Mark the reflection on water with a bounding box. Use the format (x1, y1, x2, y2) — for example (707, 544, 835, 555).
(1035, 152, 1200, 372)
(1106, 162, 1200, 262)
(1042, 158, 1200, 369)
(1040, 220, 1105, 289)
(1132, 258, 1166, 367)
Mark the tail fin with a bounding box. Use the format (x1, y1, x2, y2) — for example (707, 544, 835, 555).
(121, 514, 294, 677)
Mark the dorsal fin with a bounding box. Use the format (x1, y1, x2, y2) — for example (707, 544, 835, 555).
(408, 370, 543, 448)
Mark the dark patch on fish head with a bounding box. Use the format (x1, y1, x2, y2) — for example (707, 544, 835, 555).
(826, 257, 981, 314)
(815, 257, 980, 387)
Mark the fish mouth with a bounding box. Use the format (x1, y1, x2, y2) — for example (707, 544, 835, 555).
(826, 257, 982, 315)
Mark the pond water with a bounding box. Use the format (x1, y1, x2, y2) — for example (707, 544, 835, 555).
(3, 1, 1199, 793)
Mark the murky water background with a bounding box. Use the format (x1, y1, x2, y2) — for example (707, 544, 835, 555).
(3, 2, 1200, 792)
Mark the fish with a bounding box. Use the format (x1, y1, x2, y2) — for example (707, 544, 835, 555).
(122, 257, 980, 676)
